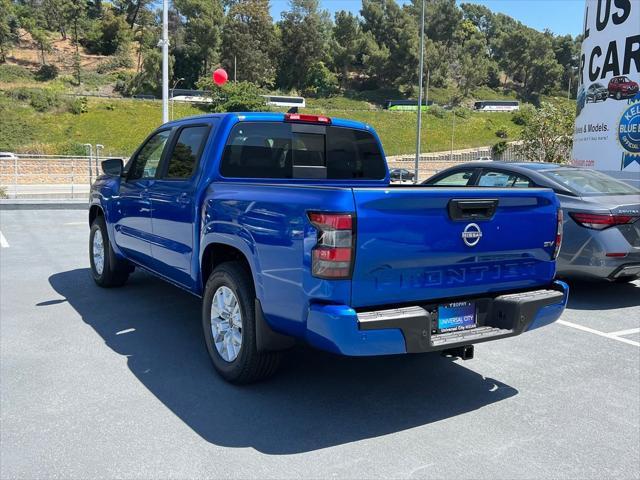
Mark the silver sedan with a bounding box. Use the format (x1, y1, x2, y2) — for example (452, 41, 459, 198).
(424, 162, 640, 282)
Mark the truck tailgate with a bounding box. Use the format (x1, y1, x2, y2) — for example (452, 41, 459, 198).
(350, 187, 559, 308)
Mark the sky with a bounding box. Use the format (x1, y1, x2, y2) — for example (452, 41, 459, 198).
(269, 0, 585, 37)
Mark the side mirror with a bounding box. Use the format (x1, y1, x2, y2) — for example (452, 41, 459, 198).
(102, 158, 124, 177)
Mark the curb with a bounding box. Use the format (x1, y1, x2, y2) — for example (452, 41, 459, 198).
(0, 200, 87, 210)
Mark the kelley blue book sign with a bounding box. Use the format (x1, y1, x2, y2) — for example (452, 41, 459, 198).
(573, 0, 640, 173)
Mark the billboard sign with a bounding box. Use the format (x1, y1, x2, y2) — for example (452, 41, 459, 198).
(573, 0, 640, 174)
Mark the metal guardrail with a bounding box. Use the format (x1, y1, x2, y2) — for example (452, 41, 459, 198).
(0, 155, 126, 199)
(1, 144, 522, 199)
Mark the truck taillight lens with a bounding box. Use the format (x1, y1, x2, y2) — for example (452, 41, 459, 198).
(308, 212, 354, 279)
(553, 209, 563, 259)
(569, 212, 639, 230)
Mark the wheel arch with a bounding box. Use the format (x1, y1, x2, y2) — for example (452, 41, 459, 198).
(89, 204, 104, 226)
(200, 241, 260, 297)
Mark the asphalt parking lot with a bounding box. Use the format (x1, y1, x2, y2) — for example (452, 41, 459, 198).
(1, 209, 639, 479)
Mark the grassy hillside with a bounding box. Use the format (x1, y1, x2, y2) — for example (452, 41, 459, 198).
(0, 64, 574, 157)
(0, 95, 525, 157)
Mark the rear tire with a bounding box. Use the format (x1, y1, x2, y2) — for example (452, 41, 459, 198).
(616, 91, 622, 100)
(202, 261, 281, 384)
(90, 216, 131, 287)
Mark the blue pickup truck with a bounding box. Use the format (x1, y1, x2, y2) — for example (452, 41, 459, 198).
(89, 112, 569, 383)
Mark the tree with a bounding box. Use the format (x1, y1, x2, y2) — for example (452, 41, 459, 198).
(172, 0, 223, 87)
(361, 0, 417, 89)
(62, 0, 87, 84)
(30, 27, 52, 65)
(277, 0, 330, 91)
(330, 10, 363, 88)
(0, 0, 17, 63)
(517, 102, 574, 163)
(221, 0, 277, 87)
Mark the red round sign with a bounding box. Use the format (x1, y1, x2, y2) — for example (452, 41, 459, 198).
(213, 68, 228, 86)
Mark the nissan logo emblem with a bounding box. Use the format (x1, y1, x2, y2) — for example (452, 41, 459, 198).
(462, 223, 482, 247)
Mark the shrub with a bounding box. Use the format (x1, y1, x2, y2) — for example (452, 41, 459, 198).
(428, 105, 446, 118)
(96, 49, 133, 74)
(454, 107, 470, 118)
(196, 78, 266, 112)
(0, 64, 34, 83)
(0, 186, 7, 199)
(511, 108, 531, 126)
(492, 141, 508, 158)
(303, 62, 339, 97)
(495, 128, 508, 139)
(35, 64, 59, 81)
(67, 97, 88, 114)
(6, 88, 61, 112)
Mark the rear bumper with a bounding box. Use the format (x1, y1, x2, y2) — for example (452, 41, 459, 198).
(304, 280, 569, 356)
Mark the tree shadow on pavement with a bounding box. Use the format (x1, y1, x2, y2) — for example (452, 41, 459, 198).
(47, 268, 518, 455)
(565, 279, 639, 310)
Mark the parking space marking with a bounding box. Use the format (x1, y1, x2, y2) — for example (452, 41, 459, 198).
(0, 231, 9, 248)
(558, 320, 640, 347)
(64, 222, 86, 226)
(609, 327, 640, 337)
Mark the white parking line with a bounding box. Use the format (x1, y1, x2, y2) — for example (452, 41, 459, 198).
(557, 320, 640, 347)
(63, 222, 86, 226)
(0, 231, 8, 248)
(609, 327, 640, 337)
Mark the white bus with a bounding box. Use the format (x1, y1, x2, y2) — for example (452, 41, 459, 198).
(262, 95, 306, 108)
(473, 100, 520, 112)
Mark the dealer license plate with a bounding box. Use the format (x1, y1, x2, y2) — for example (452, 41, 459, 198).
(437, 301, 477, 333)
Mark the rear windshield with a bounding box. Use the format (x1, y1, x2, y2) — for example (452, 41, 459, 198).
(541, 169, 640, 196)
(220, 122, 386, 180)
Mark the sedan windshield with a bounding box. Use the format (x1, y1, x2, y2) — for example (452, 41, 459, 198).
(541, 169, 639, 196)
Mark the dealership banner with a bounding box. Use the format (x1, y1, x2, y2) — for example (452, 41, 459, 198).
(573, 0, 640, 173)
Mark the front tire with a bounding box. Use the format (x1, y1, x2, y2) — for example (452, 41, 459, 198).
(90, 216, 131, 287)
(202, 261, 281, 384)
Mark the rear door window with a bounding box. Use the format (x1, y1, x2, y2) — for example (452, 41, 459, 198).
(220, 122, 386, 180)
(428, 169, 476, 186)
(477, 169, 532, 188)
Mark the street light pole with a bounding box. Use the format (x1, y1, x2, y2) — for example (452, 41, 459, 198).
(96, 144, 104, 177)
(161, 0, 169, 124)
(414, 0, 426, 183)
(83, 143, 93, 185)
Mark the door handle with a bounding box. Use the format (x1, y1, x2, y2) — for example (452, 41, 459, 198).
(140, 189, 149, 199)
(176, 192, 190, 205)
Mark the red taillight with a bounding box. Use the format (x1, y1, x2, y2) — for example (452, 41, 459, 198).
(284, 113, 331, 124)
(569, 212, 639, 230)
(554, 209, 563, 259)
(308, 212, 354, 279)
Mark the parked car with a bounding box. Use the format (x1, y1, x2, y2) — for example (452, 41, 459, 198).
(608, 76, 639, 100)
(389, 168, 415, 181)
(586, 83, 608, 103)
(424, 161, 640, 282)
(89, 113, 568, 383)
